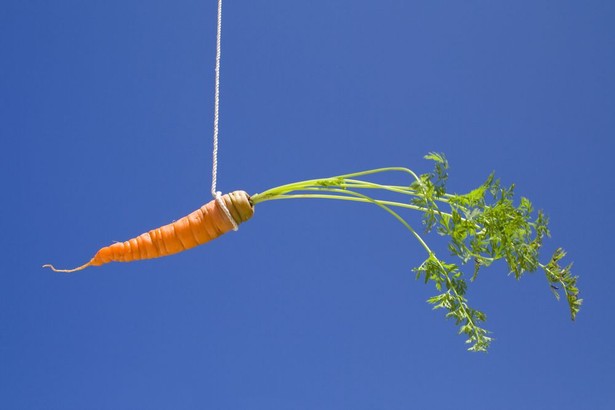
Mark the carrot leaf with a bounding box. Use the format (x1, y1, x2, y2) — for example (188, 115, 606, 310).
(251, 154, 580, 351)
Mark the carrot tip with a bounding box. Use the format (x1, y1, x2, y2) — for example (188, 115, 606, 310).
(42, 262, 92, 273)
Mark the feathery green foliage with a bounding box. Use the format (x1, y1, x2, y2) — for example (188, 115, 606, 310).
(251, 154, 580, 351)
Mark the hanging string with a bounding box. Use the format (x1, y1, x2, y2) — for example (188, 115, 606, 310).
(210, 0, 238, 231)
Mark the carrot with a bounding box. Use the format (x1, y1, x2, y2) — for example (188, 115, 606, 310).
(42, 154, 580, 352)
(43, 190, 254, 273)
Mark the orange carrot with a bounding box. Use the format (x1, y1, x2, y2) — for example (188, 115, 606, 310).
(43, 190, 254, 273)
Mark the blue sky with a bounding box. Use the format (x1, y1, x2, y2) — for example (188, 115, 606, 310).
(2, 1, 614, 408)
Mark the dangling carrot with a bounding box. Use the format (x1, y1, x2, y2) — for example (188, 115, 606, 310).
(42, 155, 580, 351)
(43, 190, 254, 273)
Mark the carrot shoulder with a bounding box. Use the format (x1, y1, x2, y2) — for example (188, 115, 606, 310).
(44, 190, 254, 273)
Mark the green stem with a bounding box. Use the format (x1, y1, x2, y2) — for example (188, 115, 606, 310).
(343, 180, 455, 201)
(258, 192, 455, 219)
(252, 167, 424, 203)
(334, 189, 433, 254)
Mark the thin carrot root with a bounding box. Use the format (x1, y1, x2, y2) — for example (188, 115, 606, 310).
(42, 262, 93, 273)
(44, 190, 254, 272)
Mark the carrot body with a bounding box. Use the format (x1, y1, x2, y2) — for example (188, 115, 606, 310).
(44, 190, 254, 272)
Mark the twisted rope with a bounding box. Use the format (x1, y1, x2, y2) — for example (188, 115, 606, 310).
(210, 0, 238, 231)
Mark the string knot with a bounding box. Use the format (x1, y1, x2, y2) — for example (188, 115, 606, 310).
(215, 191, 239, 231)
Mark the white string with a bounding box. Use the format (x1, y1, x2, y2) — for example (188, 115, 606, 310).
(210, 0, 238, 231)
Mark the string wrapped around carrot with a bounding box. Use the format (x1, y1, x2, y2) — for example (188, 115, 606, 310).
(44, 154, 580, 351)
(43, 191, 253, 273)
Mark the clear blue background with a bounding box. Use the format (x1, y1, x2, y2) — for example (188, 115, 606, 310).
(2, 1, 613, 408)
